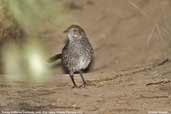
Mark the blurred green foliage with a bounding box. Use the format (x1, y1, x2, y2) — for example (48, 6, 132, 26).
(0, 0, 72, 81)
(2, 0, 70, 33)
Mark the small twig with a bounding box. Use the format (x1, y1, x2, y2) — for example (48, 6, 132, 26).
(146, 80, 171, 86)
(118, 58, 169, 76)
(155, 58, 169, 66)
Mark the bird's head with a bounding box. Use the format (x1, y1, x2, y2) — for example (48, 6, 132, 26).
(64, 25, 86, 41)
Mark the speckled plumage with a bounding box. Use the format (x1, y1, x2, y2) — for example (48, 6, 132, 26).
(62, 25, 93, 87)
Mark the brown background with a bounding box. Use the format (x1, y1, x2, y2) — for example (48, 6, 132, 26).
(0, 0, 171, 114)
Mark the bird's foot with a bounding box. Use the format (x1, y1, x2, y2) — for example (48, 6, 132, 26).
(79, 82, 87, 88)
(72, 85, 79, 88)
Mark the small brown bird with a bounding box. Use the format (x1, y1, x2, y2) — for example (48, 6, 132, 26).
(61, 25, 94, 88)
(48, 25, 93, 87)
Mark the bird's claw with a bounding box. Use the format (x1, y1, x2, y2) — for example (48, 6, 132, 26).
(79, 82, 87, 88)
(72, 85, 79, 88)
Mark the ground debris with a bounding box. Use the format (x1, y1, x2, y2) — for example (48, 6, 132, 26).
(146, 80, 171, 86)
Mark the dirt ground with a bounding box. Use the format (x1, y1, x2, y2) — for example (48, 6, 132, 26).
(0, 0, 171, 114)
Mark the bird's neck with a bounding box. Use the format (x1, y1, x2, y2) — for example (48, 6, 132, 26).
(68, 36, 83, 43)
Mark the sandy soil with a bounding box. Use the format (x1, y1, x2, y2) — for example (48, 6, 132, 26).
(0, 0, 171, 114)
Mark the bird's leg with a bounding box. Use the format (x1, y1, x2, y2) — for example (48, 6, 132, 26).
(79, 71, 87, 87)
(69, 73, 78, 88)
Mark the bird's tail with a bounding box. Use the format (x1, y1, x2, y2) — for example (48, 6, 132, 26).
(48, 53, 62, 62)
